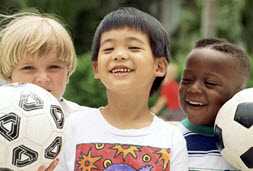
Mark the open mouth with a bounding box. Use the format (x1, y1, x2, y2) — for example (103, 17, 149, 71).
(186, 99, 206, 107)
(110, 66, 134, 75)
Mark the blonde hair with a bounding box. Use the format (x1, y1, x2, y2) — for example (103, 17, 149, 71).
(0, 12, 76, 80)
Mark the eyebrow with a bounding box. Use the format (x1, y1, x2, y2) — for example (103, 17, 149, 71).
(100, 39, 113, 46)
(126, 37, 145, 44)
(100, 36, 145, 46)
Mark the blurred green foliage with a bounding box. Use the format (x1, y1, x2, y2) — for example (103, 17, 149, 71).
(0, 0, 252, 107)
(64, 54, 107, 107)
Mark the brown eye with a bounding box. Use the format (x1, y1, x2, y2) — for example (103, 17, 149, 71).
(205, 80, 219, 88)
(206, 81, 217, 85)
(103, 48, 114, 54)
(128, 46, 141, 52)
(181, 78, 192, 84)
(21, 66, 34, 70)
(49, 65, 61, 69)
(48, 65, 63, 72)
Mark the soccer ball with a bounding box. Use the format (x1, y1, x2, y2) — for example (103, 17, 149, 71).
(0, 83, 64, 170)
(214, 88, 253, 171)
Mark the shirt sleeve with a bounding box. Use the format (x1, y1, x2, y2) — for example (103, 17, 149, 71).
(55, 114, 74, 171)
(170, 126, 189, 171)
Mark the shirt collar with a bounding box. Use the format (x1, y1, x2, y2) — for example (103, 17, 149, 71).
(181, 118, 214, 135)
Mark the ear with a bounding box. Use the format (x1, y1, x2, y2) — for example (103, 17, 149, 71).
(7, 76, 12, 83)
(66, 75, 70, 84)
(154, 57, 168, 77)
(66, 68, 71, 84)
(92, 61, 100, 79)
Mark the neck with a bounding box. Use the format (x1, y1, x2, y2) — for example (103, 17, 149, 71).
(101, 90, 153, 129)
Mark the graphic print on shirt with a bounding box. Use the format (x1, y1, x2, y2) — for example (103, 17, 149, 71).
(75, 143, 171, 171)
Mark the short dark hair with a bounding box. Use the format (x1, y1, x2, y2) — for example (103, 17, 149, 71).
(194, 38, 250, 87)
(91, 7, 170, 94)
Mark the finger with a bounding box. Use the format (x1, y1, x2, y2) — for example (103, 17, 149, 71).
(46, 158, 59, 171)
(37, 165, 46, 171)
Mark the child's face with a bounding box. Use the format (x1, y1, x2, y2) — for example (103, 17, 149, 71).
(93, 27, 165, 93)
(179, 48, 241, 125)
(10, 50, 70, 99)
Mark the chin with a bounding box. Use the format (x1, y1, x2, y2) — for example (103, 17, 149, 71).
(188, 117, 204, 125)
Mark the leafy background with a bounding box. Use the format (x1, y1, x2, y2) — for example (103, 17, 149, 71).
(1, 0, 252, 107)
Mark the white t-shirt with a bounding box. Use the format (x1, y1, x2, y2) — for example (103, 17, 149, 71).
(56, 108, 188, 171)
(59, 98, 91, 118)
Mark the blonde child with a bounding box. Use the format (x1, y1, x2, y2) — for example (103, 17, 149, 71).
(0, 12, 90, 117)
(0, 11, 94, 171)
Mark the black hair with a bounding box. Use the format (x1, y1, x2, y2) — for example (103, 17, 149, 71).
(91, 7, 170, 94)
(194, 38, 250, 86)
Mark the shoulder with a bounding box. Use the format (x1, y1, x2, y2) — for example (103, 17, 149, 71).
(63, 106, 100, 133)
(68, 107, 99, 120)
(154, 117, 184, 140)
(60, 99, 85, 109)
(157, 118, 181, 131)
(158, 119, 187, 149)
(60, 98, 93, 115)
(154, 118, 188, 169)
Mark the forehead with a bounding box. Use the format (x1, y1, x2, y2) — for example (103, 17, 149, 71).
(185, 48, 238, 74)
(100, 27, 149, 44)
(184, 48, 245, 89)
(21, 50, 62, 63)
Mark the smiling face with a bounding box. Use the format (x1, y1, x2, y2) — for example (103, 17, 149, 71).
(179, 48, 243, 125)
(93, 27, 166, 94)
(10, 50, 70, 99)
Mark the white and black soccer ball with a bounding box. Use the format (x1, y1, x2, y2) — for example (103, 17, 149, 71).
(215, 88, 253, 171)
(0, 83, 64, 170)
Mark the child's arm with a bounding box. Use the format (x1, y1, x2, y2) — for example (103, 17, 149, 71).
(37, 159, 59, 171)
(151, 95, 167, 114)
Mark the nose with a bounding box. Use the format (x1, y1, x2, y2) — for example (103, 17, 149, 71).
(113, 49, 129, 61)
(188, 81, 203, 94)
(34, 71, 50, 86)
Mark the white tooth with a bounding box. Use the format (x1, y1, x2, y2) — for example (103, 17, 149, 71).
(189, 101, 203, 105)
(111, 67, 132, 73)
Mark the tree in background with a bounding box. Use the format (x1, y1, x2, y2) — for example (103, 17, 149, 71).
(0, 0, 252, 107)
(201, 0, 216, 37)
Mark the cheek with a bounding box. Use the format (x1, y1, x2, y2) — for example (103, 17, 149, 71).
(52, 71, 69, 84)
(217, 88, 233, 104)
(53, 75, 68, 98)
(96, 61, 108, 78)
(58, 73, 69, 83)
(10, 70, 18, 82)
(210, 94, 228, 114)
(10, 72, 30, 83)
